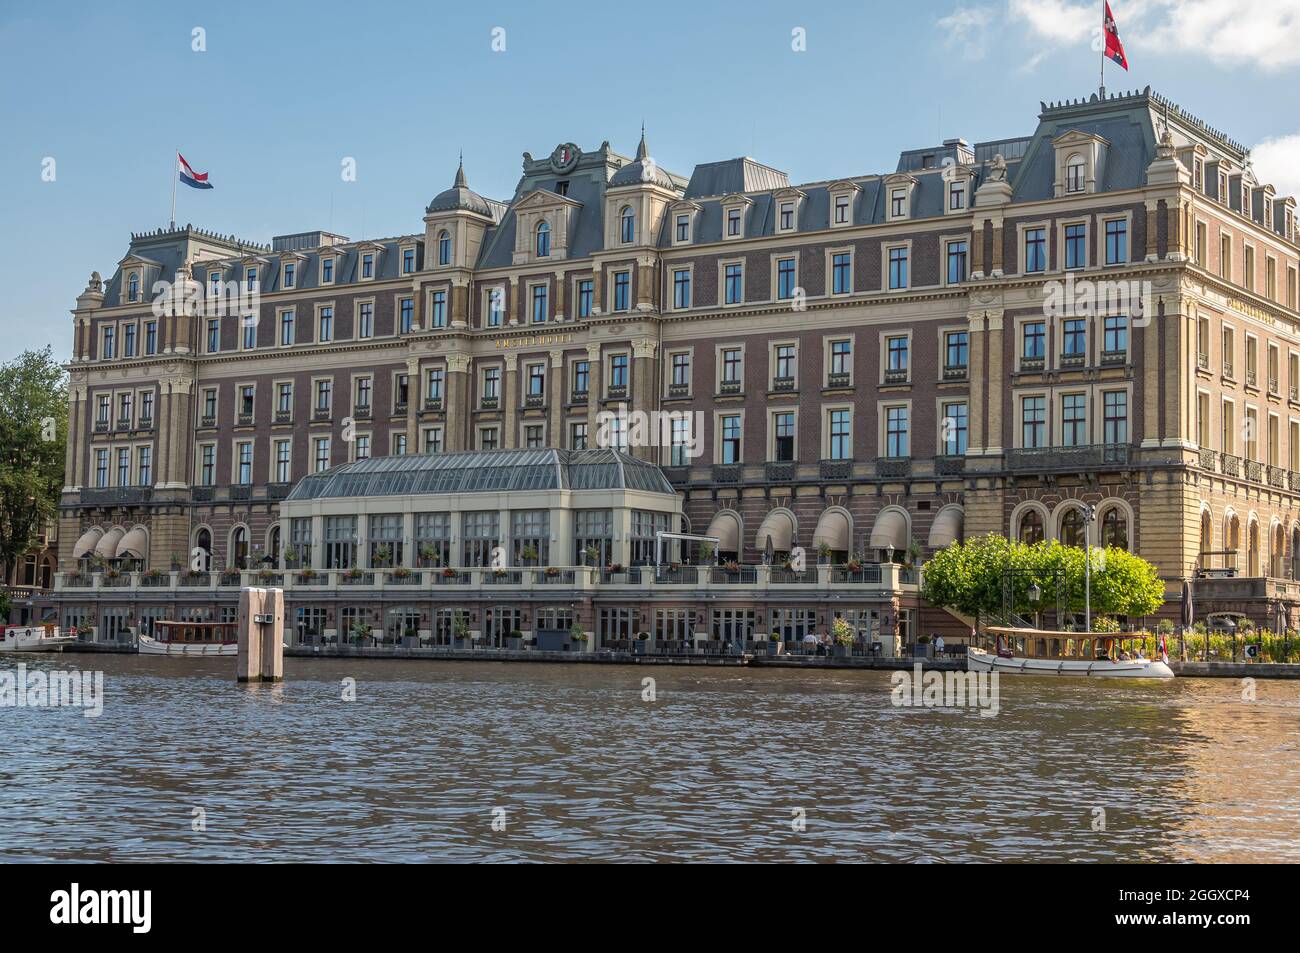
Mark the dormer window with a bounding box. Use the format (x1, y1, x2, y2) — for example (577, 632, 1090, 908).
(727, 207, 742, 237)
(675, 214, 690, 243)
(619, 206, 635, 244)
(282, 262, 296, 289)
(1193, 158, 1204, 192)
(437, 230, 451, 266)
(245, 266, 258, 291)
(778, 202, 795, 231)
(890, 189, 906, 218)
(209, 271, 222, 296)
(834, 195, 850, 224)
(402, 248, 415, 274)
(948, 180, 967, 211)
(1066, 154, 1085, 193)
(127, 273, 139, 303)
(361, 253, 375, 280)
(535, 221, 551, 257)
(1219, 171, 1229, 204)
(321, 258, 334, 284)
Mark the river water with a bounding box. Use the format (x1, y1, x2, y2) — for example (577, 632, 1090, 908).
(2, 656, 1298, 862)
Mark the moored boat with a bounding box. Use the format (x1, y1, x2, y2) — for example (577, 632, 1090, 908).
(0, 624, 75, 653)
(138, 620, 238, 657)
(968, 626, 1175, 678)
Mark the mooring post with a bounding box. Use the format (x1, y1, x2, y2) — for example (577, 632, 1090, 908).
(237, 587, 285, 682)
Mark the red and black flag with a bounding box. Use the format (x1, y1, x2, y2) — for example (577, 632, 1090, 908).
(1104, 1, 1129, 70)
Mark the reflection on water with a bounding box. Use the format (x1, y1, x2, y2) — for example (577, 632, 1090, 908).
(2, 656, 1299, 862)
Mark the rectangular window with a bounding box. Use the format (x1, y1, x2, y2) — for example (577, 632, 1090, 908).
(241, 320, 255, 350)
(1104, 219, 1128, 264)
(1062, 318, 1086, 357)
(727, 208, 742, 236)
(1064, 223, 1087, 269)
(676, 214, 690, 242)
(527, 363, 546, 397)
(115, 448, 130, 486)
(97, 394, 110, 423)
(399, 298, 414, 333)
(95, 449, 108, 488)
(274, 439, 291, 482)
(236, 441, 253, 485)
(609, 354, 628, 389)
(948, 181, 966, 210)
(140, 391, 154, 423)
(524, 425, 544, 449)
(724, 263, 743, 304)
(482, 367, 500, 400)
(1025, 227, 1047, 273)
(885, 406, 909, 457)
(1022, 321, 1046, 360)
(720, 415, 742, 464)
(198, 445, 215, 486)
(283, 262, 295, 288)
(945, 331, 969, 370)
(773, 412, 795, 462)
(361, 254, 374, 279)
(828, 409, 851, 460)
(672, 269, 691, 309)
(570, 422, 588, 450)
(205, 320, 218, 353)
(832, 253, 852, 294)
(318, 307, 333, 342)
(774, 344, 796, 382)
(890, 189, 906, 218)
(137, 447, 152, 486)
(321, 258, 333, 284)
(395, 374, 409, 409)
(671, 352, 690, 387)
(488, 288, 504, 327)
(946, 241, 967, 284)
(1103, 315, 1128, 353)
(943, 402, 968, 455)
(354, 435, 370, 461)
(1103, 391, 1128, 444)
(1022, 397, 1046, 448)
(479, 427, 499, 451)
(357, 302, 373, 339)
(830, 340, 852, 376)
(777, 258, 796, 299)
(722, 348, 742, 385)
(144, 321, 157, 355)
(429, 291, 446, 328)
(577, 280, 593, 317)
(425, 368, 444, 402)
(279, 310, 294, 346)
(315, 379, 332, 412)
(572, 361, 589, 396)
(778, 203, 794, 230)
(238, 385, 254, 418)
(531, 284, 548, 323)
(1061, 394, 1087, 446)
(886, 336, 909, 373)
(403, 248, 415, 274)
(123, 324, 136, 358)
(834, 195, 850, 223)
(354, 377, 371, 410)
(888, 246, 909, 290)
(613, 272, 630, 311)
(423, 427, 444, 453)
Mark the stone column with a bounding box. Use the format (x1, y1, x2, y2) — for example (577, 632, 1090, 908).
(1163, 295, 1188, 447)
(553, 272, 566, 321)
(549, 349, 564, 447)
(510, 277, 522, 326)
(503, 353, 519, 448)
(405, 357, 419, 450)
(445, 353, 469, 451)
(586, 344, 602, 445)
(989, 222, 1005, 276)
(970, 223, 986, 279)
(636, 260, 655, 310)
(631, 338, 658, 461)
(450, 277, 470, 328)
(984, 311, 1004, 454)
(590, 266, 603, 316)
(1141, 302, 1162, 447)
(966, 313, 986, 453)
(65, 384, 84, 490)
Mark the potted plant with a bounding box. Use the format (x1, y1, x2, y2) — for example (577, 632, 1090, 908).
(452, 613, 472, 649)
(144, 568, 164, 582)
(817, 541, 832, 565)
(373, 544, 392, 567)
(845, 557, 863, 574)
(419, 543, 439, 567)
(768, 633, 783, 656)
(633, 630, 650, 656)
(569, 623, 586, 652)
(342, 567, 362, 581)
(441, 566, 457, 579)
(393, 566, 412, 580)
(699, 543, 715, 565)
(520, 543, 539, 566)
(349, 619, 371, 646)
(169, 552, 182, 572)
(493, 566, 508, 578)
(913, 633, 933, 659)
(186, 567, 203, 579)
(545, 565, 560, 577)
(722, 560, 740, 574)
(282, 547, 299, 566)
(300, 567, 318, 581)
(507, 628, 524, 650)
(584, 545, 601, 566)
(104, 567, 121, 579)
(257, 568, 276, 583)
(831, 617, 854, 658)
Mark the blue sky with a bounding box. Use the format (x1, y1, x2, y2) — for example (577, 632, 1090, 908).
(2, 0, 1298, 361)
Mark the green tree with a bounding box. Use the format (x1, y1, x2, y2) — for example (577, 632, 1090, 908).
(0, 347, 67, 583)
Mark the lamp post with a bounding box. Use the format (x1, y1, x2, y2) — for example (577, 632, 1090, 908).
(1081, 503, 1096, 633)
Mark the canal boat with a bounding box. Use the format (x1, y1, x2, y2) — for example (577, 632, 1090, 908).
(0, 624, 75, 653)
(967, 626, 1175, 678)
(138, 620, 239, 657)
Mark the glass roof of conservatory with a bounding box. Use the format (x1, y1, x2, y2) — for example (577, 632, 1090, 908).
(284, 448, 677, 501)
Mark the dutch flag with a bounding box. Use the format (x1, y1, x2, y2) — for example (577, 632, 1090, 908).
(178, 152, 213, 190)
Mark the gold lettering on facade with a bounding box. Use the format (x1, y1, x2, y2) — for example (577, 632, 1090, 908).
(493, 333, 574, 349)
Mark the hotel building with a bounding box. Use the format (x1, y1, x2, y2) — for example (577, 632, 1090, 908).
(48, 87, 1300, 644)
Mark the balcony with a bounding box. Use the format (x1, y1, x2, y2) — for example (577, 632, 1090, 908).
(1222, 362, 1234, 379)
(394, 401, 408, 415)
(826, 371, 851, 388)
(230, 484, 252, 501)
(79, 486, 153, 506)
(718, 381, 742, 396)
(1020, 356, 1045, 372)
(115, 417, 133, 430)
(1245, 460, 1263, 482)
(267, 482, 292, 500)
(766, 461, 797, 482)
(237, 412, 254, 426)
(935, 455, 966, 476)
(1197, 352, 1210, 371)
(1059, 352, 1085, 369)
(274, 410, 292, 424)
(352, 404, 372, 420)
(771, 376, 795, 392)
(1220, 453, 1241, 477)
(1005, 444, 1131, 472)
(479, 396, 499, 410)
(1290, 471, 1300, 492)
(667, 382, 690, 398)
(942, 364, 968, 381)
(139, 416, 153, 429)
(524, 394, 546, 409)
(200, 414, 217, 428)
(875, 457, 910, 479)
(1268, 466, 1286, 488)
(820, 459, 853, 480)
(312, 408, 332, 422)
(662, 466, 690, 484)
(1246, 369, 1258, 388)
(424, 397, 443, 411)
(605, 385, 628, 400)
(1198, 447, 1217, 471)
(94, 419, 109, 433)
(192, 486, 215, 501)
(569, 389, 588, 404)
(711, 464, 742, 484)
(1270, 379, 1280, 396)
(883, 368, 908, 385)
(1100, 349, 1128, 366)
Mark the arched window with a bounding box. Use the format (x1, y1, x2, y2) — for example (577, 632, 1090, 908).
(231, 526, 249, 570)
(619, 206, 635, 244)
(1292, 527, 1300, 580)
(269, 525, 281, 565)
(437, 230, 450, 266)
(1248, 521, 1260, 577)
(1200, 511, 1213, 568)
(1272, 525, 1286, 578)
(1066, 154, 1085, 193)
(1099, 508, 1128, 550)
(1018, 509, 1044, 545)
(535, 221, 551, 257)
(1059, 507, 1086, 548)
(194, 528, 212, 572)
(127, 273, 139, 302)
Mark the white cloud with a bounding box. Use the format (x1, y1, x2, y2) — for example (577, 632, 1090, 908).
(939, 0, 1300, 72)
(1251, 133, 1300, 199)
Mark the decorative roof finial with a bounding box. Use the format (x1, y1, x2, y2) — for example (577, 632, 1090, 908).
(454, 151, 467, 189)
(636, 122, 649, 162)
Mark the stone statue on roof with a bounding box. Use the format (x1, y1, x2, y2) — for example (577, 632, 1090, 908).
(988, 153, 1008, 182)
(86, 271, 102, 292)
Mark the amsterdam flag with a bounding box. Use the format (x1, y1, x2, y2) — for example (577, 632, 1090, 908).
(1104, 1, 1129, 70)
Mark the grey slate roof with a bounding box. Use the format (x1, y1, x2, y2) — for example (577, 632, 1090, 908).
(426, 161, 497, 218)
(284, 448, 677, 500)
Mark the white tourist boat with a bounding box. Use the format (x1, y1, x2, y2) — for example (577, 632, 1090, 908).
(968, 627, 1175, 679)
(0, 624, 75, 653)
(137, 620, 239, 657)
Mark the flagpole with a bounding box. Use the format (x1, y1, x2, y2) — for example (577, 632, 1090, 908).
(1099, 0, 1106, 98)
(169, 148, 177, 230)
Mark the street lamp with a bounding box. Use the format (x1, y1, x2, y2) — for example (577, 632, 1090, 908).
(1081, 503, 1097, 633)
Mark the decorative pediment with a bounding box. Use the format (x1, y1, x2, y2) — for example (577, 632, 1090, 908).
(116, 253, 160, 269)
(512, 188, 582, 213)
(827, 179, 862, 195)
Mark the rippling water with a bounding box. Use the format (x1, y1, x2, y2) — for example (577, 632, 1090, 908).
(2, 655, 1299, 862)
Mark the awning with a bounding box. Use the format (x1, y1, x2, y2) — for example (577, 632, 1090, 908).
(812, 510, 850, 552)
(869, 509, 909, 551)
(755, 510, 795, 552)
(72, 527, 103, 558)
(94, 527, 125, 558)
(115, 526, 149, 559)
(928, 507, 964, 549)
(705, 511, 741, 552)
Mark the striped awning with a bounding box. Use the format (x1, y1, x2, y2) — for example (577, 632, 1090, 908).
(869, 509, 909, 551)
(812, 510, 850, 552)
(928, 507, 964, 549)
(705, 511, 741, 552)
(755, 510, 795, 552)
(94, 527, 125, 558)
(115, 526, 149, 559)
(72, 527, 103, 558)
